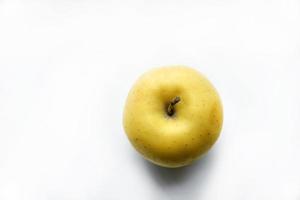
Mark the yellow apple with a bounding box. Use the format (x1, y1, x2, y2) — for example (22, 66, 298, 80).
(123, 66, 223, 168)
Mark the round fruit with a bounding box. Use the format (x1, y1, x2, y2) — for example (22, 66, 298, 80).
(123, 66, 223, 168)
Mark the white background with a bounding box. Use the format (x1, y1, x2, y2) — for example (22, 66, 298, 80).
(0, 0, 300, 199)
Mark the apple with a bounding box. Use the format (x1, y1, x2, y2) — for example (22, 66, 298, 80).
(123, 66, 223, 168)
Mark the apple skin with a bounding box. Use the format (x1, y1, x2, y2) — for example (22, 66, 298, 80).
(123, 66, 223, 168)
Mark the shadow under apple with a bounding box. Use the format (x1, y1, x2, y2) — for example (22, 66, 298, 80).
(141, 149, 217, 200)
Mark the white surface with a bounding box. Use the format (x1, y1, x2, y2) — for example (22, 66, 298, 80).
(0, 0, 300, 199)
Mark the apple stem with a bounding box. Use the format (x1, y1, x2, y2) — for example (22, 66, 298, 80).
(167, 96, 181, 116)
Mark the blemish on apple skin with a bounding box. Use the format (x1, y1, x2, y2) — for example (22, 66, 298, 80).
(135, 138, 139, 142)
(192, 138, 195, 141)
